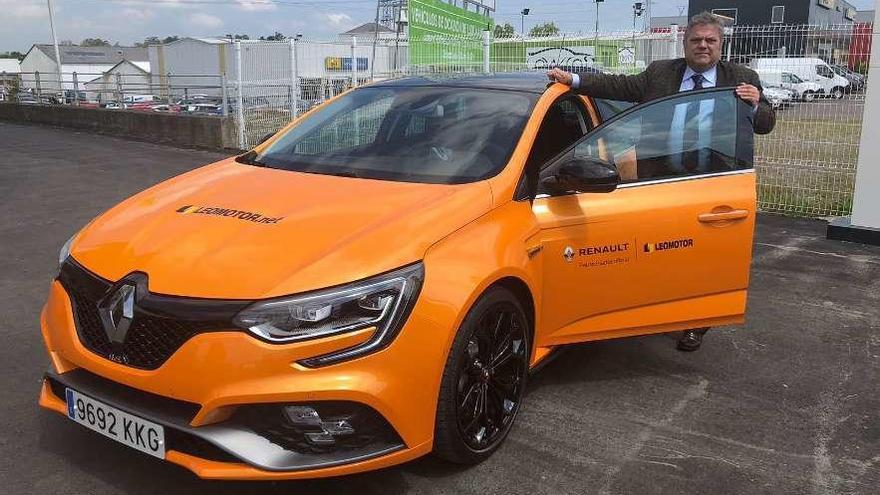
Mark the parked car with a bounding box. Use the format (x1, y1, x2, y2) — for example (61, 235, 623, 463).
(763, 86, 795, 108)
(150, 104, 181, 113)
(183, 103, 224, 115)
(831, 64, 866, 92)
(123, 94, 161, 104)
(63, 90, 88, 104)
(751, 58, 850, 99)
(756, 69, 824, 102)
(39, 74, 759, 480)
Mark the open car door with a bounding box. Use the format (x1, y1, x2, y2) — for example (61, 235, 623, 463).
(533, 88, 758, 346)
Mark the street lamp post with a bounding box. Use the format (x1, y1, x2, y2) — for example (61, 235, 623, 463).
(520, 8, 530, 37)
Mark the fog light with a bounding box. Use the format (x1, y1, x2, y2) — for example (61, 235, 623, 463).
(283, 406, 321, 427)
(304, 431, 336, 445)
(322, 419, 355, 436)
(283, 405, 357, 446)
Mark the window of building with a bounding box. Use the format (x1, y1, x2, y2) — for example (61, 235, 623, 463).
(711, 8, 738, 25)
(771, 6, 785, 24)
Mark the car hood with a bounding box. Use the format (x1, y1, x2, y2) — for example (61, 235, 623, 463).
(70, 159, 494, 299)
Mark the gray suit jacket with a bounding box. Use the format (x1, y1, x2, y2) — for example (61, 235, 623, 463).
(576, 59, 776, 134)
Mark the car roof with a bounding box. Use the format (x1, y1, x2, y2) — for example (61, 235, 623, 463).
(369, 72, 552, 94)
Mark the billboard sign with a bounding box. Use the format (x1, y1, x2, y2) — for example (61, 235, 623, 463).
(409, 0, 492, 66)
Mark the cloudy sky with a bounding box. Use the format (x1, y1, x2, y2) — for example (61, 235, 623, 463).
(1, 0, 875, 52)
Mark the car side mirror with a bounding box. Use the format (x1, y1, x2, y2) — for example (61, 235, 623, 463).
(541, 156, 620, 195)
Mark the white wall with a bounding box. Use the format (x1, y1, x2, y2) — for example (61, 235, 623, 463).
(849, 13, 880, 229)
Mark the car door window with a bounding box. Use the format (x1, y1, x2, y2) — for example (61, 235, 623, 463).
(516, 95, 591, 199)
(817, 65, 834, 79)
(539, 88, 754, 192)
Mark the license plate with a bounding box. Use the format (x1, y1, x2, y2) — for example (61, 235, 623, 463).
(65, 388, 165, 459)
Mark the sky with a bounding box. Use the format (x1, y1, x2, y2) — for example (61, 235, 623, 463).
(0, 0, 876, 53)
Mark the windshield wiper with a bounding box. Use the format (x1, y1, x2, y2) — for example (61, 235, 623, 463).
(235, 151, 266, 167)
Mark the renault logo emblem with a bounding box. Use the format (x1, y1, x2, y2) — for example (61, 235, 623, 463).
(98, 284, 136, 345)
(563, 246, 575, 263)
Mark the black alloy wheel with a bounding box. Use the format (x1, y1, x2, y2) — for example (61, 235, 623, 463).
(433, 287, 530, 464)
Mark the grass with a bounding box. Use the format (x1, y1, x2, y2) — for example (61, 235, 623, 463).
(754, 106, 862, 217)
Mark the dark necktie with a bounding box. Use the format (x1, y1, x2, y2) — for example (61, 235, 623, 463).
(683, 73, 705, 170)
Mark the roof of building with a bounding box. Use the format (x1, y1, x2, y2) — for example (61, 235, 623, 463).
(650, 15, 688, 28)
(856, 10, 875, 23)
(341, 22, 396, 36)
(0, 59, 21, 73)
(26, 44, 148, 64)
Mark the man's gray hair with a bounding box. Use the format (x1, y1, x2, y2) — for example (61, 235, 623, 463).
(685, 11, 725, 39)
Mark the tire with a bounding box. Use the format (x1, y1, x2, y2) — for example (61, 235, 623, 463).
(803, 91, 815, 103)
(831, 87, 844, 100)
(433, 286, 531, 464)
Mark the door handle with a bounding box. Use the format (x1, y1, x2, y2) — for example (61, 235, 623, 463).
(698, 209, 750, 223)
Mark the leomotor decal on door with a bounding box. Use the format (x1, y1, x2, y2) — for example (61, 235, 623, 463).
(643, 238, 694, 253)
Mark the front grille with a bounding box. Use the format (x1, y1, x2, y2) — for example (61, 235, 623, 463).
(57, 260, 247, 370)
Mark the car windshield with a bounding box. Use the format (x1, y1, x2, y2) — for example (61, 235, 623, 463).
(244, 86, 537, 184)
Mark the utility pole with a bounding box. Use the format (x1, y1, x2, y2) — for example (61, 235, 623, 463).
(46, 0, 63, 95)
(370, 0, 380, 81)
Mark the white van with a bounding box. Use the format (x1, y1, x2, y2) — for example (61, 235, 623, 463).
(751, 58, 850, 99)
(755, 69, 824, 102)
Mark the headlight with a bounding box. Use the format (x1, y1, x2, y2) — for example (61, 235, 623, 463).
(58, 234, 76, 268)
(233, 262, 424, 367)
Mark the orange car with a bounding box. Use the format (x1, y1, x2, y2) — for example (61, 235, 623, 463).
(38, 73, 757, 479)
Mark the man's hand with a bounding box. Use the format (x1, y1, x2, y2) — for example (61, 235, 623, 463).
(736, 83, 761, 107)
(547, 68, 574, 86)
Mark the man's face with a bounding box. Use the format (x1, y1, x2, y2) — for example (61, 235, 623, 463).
(684, 24, 722, 72)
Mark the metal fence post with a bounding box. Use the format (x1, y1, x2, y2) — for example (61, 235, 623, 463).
(72, 72, 79, 105)
(35, 71, 42, 102)
(166, 72, 173, 105)
(292, 38, 300, 118)
(115, 73, 123, 105)
(351, 36, 358, 88)
(483, 30, 492, 74)
(221, 73, 229, 117)
(288, 38, 297, 117)
(235, 40, 246, 150)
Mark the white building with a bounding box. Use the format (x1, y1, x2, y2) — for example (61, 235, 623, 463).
(19, 44, 148, 93)
(148, 36, 399, 99)
(82, 59, 152, 102)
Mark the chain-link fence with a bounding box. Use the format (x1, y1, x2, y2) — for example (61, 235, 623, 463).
(2, 23, 874, 218)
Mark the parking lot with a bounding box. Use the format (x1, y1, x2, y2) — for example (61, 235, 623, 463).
(1, 122, 878, 494)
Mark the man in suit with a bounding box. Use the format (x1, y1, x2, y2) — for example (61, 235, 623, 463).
(547, 12, 776, 352)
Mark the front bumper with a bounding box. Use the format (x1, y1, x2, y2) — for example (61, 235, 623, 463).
(38, 275, 450, 479)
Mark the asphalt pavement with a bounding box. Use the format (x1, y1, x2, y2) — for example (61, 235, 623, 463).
(1, 122, 878, 494)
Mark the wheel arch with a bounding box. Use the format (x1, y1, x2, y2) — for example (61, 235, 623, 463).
(489, 276, 536, 345)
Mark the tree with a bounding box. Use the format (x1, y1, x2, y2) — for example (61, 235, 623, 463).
(493, 23, 515, 38)
(225, 33, 250, 40)
(80, 38, 111, 47)
(161, 36, 180, 44)
(0, 51, 25, 61)
(259, 31, 286, 41)
(529, 22, 560, 37)
(135, 36, 162, 47)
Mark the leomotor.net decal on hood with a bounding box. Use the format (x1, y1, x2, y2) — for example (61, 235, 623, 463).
(70, 159, 492, 299)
